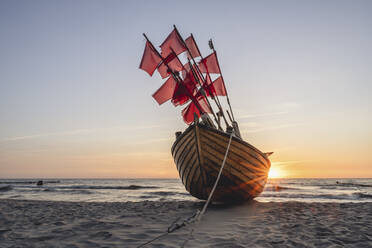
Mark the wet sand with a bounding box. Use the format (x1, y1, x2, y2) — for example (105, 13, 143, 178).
(1, 199, 372, 247)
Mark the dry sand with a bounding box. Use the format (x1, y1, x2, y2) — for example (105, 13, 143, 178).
(1, 199, 372, 247)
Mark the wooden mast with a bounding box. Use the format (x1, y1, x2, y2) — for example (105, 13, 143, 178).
(187, 32, 230, 128)
(173, 25, 228, 130)
(209, 39, 236, 122)
(169, 47, 221, 130)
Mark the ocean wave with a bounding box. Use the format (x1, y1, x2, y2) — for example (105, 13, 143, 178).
(309, 183, 372, 188)
(264, 185, 298, 192)
(139, 195, 155, 199)
(21, 184, 160, 191)
(0, 185, 12, 192)
(61, 185, 160, 190)
(42, 188, 94, 194)
(354, 193, 372, 199)
(260, 193, 359, 200)
(0, 180, 60, 184)
(149, 191, 178, 196)
(14, 187, 94, 195)
(335, 183, 372, 188)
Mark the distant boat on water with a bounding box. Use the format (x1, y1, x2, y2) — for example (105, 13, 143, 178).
(139, 26, 272, 202)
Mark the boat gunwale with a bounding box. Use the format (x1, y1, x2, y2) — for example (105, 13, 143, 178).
(171, 123, 270, 164)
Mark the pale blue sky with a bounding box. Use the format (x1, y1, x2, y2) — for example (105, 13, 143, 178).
(1, 0, 371, 178)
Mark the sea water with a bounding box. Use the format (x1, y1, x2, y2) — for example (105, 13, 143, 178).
(1, 178, 372, 203)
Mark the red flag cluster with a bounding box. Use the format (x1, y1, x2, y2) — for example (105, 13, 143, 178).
(139, 27, 227, 125)
(157, 52, 183, 79)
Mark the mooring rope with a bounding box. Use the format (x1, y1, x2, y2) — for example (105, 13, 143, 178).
(137, 132, 234, 248)
(181, 132, 234, 247)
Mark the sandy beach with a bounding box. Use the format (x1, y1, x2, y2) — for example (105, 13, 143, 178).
(1, 199, 371, 247)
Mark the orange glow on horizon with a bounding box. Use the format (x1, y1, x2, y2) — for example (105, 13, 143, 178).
(268, 166, 285, 178)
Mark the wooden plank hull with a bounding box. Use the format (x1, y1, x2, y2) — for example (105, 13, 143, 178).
(171, 124, 271, 202)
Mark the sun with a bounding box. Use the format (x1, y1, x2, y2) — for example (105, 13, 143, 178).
(268, 167, 282, 178)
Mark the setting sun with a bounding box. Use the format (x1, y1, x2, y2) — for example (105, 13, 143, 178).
(268, 167, 283, 178)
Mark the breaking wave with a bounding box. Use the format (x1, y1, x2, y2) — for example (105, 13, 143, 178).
(0, 180, 60, 184)
(264, 186, 298, 192)
(0, 185, 12, 192)
(261, 192, 372, 200)
(60, 185, 159, 190)
(355, 193, 372, 199)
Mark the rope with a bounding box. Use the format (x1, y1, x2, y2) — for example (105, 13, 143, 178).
(136, 210, 199, 248)
(198, 132, 233, 221)
(137, 232, 169, 248)
(137, 131, 234, 248)
(181, 132, 234, 247)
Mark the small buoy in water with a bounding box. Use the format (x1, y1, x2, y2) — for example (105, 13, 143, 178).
(37, 180, 43, 186)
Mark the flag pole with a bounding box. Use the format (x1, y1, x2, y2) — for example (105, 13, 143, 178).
(190, 33, 225, 108)
(187, 59, 222, 130)
(142, 33, 204, 116)
(173, 25, 229, 129)
(209, 39, 236, 122)
(189, 33, 230, 128)
(169, 46, 221, 130)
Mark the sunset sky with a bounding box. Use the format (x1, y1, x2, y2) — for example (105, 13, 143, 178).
(1, 0, 371, 178)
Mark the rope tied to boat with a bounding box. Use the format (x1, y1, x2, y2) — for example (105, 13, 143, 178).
(137, 132, 234, 248)
(181, 131, 234, 247)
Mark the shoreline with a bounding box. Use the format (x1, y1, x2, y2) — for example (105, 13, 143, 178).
(1, 199, 372, 247)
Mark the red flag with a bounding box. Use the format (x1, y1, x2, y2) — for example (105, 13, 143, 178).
(157, 52, 183, 79)
(182, 63, 203, 84)
(152, 77, 177, 105)
(185, 35, 201, 59)
(182, 97, 211, 124)
(200, 76, 227, 97)
(182, 70, 198, 93)
(171, 71, 200, 107)
(181, 62, 191, 79)
(198, 73, 214, 97)
(182, 101, 199, 125)
(172, 84, 191, 106)
(139, 41, 162, 76)
(160, 29, 187, 57)
(211, 76, 227, 96)
(198, 75, 226, 98)
(204, 73, 212, 85)
(198, 52, 220, 74)
(157, 62, 170, 79)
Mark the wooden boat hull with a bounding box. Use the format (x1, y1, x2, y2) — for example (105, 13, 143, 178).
(171, 123, 271, 202)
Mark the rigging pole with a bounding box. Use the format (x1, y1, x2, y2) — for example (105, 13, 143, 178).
(190, 33, 230, 128)
(208, 39, 236, 122)
(173, 25, 229, 129)
(209, 39, 242, 138)
(169, 47, 221, 130)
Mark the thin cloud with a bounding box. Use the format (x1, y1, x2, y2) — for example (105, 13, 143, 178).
(0, 129, 94, 142)
(241, 123, 304, 134)
(236, 102, 301, 120)
(239, 111, 289, 119)
(272, 160, 316, 167)
(0, 124, 164, 143)
(132, 138, 170, 145)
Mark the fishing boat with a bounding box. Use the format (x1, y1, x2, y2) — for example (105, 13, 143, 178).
(139, 26, 271, 202)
